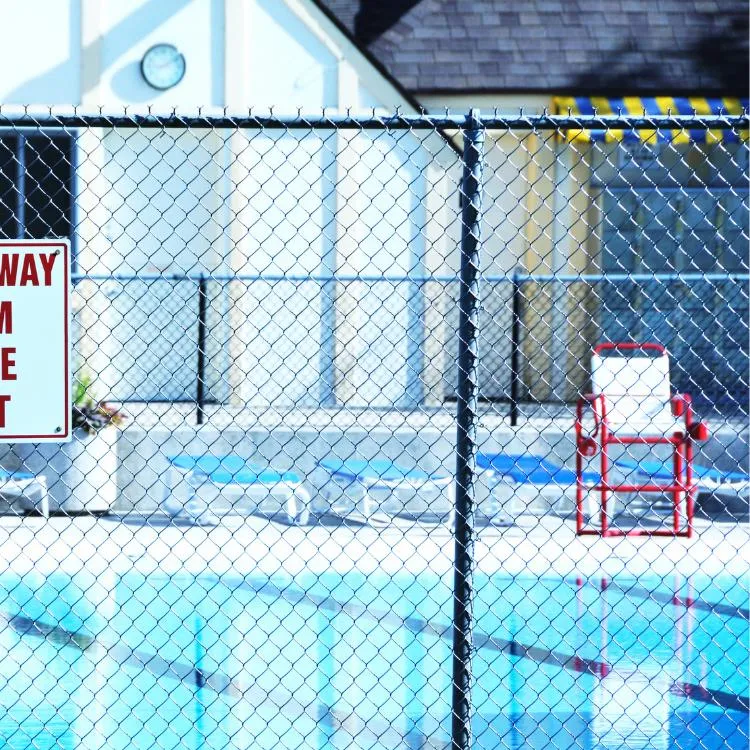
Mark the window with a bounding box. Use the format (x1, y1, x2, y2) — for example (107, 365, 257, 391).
(0, 133, 74, 242)
(618, 140, 660, 171)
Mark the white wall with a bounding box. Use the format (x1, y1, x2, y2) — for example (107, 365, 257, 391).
(0, 0, 219, 109)
(247, 0, 338, 111)
(0, 0, 414, 112)
(90, 129, 226, 401)
(232, 130, 334, 407)
(334, 131, 427, 407)
(0, 0, 81, 104)
(94, 0, 219, 109)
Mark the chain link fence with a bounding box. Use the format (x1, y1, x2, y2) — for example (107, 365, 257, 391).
(0, 109, 746, 748)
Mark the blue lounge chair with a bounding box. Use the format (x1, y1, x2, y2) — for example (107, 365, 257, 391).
(614, 457, 750, 497)
(476, 453, 601, 517)
(477, 453, 600, 486)
(163, 454, 311, 525)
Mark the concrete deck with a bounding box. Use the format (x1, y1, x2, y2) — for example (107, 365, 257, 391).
(0, 512, 746, 586)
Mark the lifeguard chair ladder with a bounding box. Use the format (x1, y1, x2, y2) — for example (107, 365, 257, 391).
(575, 343, 709, 537)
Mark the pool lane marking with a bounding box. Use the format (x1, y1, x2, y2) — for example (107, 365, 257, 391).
(5, 612, 397, 740)
(8, 612, 420, 747)
(8, 572, 748, 717)
(232, 577, 750, 715)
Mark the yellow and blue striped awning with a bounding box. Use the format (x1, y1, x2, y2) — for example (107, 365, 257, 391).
(553, 97, 749, 143)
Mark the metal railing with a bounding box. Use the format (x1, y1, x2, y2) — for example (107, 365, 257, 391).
(72, 270, 750, 423)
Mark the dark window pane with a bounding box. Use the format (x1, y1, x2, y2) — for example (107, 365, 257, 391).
(717, 192, 748, 272)
(601, 233, 638, 273)
(681, 191, 717, 234)
(723, 231, 749, 272)
(723, 192, 749, 233)
(598, 307, 640, 343)
(682, 232, 718, 272)
(24, 135, 72, 239)
(602, 192, 640, 232)
(641, 192, 674, 245)
(0, 136, 18, 238)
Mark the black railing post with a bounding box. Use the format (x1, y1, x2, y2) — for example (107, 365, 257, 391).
(196, 274, 208, 425)
(451, 110, 484, 750)
(510, 269, 522, 427)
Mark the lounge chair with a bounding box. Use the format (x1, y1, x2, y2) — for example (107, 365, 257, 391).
(575, 342, 709, 537)
(315, 457, 455, 524)
(476, 452, 601, 518)
(162, 454, 311, 525)
(0, 469, 49, 517)
(614, 457, 750, 498)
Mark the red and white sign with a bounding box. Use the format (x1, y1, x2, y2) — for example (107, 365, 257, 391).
(0, 240, 70, 442)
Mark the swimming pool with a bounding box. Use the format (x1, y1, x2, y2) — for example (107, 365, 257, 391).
(0, 569, 746, 749)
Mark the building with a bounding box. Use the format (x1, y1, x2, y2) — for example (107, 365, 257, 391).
(0, 0, 458, 410)
(318, 0, 749, 409)
(0, 0, 747, 412)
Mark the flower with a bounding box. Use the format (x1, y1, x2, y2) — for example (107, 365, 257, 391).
(72, 372, 125, 435)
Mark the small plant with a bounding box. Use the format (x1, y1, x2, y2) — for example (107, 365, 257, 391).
(72, 372, 125, 434)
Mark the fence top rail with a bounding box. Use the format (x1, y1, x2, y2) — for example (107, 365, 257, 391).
(70, 272, 750, 284)
(0, 109, 747, 131)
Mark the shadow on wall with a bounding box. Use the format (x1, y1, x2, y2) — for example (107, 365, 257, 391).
(109, 62, 160, 103)
(4, 0, 191, 105)
(2, 0, 82, 105)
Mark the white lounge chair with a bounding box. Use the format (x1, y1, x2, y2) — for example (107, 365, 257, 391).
(162, 454, 311, 525)
(315, 457, 455, 524)
(0, 468, 49, 517)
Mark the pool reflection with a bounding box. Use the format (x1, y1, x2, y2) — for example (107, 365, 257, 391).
(0, 570, 746, 749)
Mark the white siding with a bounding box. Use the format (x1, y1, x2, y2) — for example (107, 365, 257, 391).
(233, 131, 335, 407)
(335, 132, 427, 407)
(96, 0, 219, 108)
(0, 0, 81, 104)
(248, 0, 338, 110)
(91, 130, 226, 401)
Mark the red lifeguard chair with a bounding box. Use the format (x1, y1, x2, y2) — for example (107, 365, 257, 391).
(575, 343, 709, 537)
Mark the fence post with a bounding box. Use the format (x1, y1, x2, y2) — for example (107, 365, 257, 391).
(15, 135, 25, 238)
(451, 109, 484, 750)
(510, 269, 522, 427)
(196, 274, 208, 425)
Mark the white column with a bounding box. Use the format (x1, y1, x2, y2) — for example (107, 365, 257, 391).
(549, 144, 574, 401)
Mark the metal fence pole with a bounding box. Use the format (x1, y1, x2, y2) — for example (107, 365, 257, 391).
(15, 135, 25, 238)
(196, 274, 208, 425)
(510, 269, 522, 427)
(451, 110, 484, 750)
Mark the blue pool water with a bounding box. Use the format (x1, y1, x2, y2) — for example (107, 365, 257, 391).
(0, 569, 746, 749)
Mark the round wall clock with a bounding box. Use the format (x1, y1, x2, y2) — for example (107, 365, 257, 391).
(140, 44, 186, 90)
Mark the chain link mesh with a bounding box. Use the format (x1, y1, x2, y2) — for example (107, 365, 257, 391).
(0, 110, 746, 749)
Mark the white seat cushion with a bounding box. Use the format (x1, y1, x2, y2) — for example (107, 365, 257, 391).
(592, 353, 678, 435)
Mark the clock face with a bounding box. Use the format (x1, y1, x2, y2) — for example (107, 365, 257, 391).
(141, 44, 186, 91)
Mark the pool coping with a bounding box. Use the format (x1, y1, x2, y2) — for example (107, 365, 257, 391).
(0, 513, 746, 586)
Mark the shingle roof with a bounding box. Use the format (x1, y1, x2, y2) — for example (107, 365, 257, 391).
(316, 0, 749, 95)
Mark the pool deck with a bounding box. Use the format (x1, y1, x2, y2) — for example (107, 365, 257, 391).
(0, 512, 747, 587)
